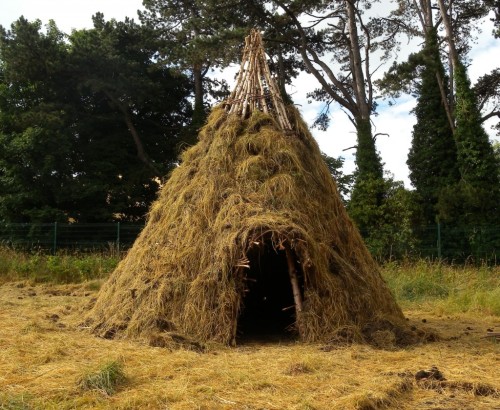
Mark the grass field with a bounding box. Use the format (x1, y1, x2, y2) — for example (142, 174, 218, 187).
(0, 251, 499, 409)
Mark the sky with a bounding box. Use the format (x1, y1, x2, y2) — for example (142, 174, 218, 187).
(1, 0, 499, 187)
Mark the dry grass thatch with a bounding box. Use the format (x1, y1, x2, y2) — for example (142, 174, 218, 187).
(85, 103, 406, 345)
(86, 29, 407, 346)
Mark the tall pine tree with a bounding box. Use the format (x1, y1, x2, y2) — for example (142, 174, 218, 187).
(437, 62, 500, 227)
(407, 28, 460, 225)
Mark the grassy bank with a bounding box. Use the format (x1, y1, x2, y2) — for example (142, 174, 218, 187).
(382, 260, 500, 316)
(1, 247, 499, 316)
(0, 247, 119, 284)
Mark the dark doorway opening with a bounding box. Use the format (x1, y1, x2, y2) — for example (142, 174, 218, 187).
(237, 242, 303, 343)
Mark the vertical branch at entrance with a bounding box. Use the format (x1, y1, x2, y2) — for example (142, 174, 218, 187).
(284, 244, 303, 313)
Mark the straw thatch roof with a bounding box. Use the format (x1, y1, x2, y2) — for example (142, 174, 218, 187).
(85, 30, 406, 347)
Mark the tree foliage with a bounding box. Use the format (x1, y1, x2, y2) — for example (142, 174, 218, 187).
(474, 68, 500, 136)
(381, 1, 499, 219)
(0, 18, 74, 222)
(139, 0, 248, 130)
(0, 17, 192, 223)
(321, 153, 354, 203)
(406, 28, 460, 224)
(438, 62, 500, 226)
(0, 1, 498, 260)
(491, 0, 500, 38)
(347, 175, 422, 260)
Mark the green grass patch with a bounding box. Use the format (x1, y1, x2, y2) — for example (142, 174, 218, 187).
(382, 260, 500, 315)
(77, 360, 127, 396)
(0, 393, 33, 410)
(0, 247, 119, 284)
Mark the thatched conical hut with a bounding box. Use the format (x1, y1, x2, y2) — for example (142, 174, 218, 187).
(86, 30, 406, 346)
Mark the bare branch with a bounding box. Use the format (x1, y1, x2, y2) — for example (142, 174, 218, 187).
(373, 132, 390, 140)
(103, 90, 159, 174)
(412, 0, 426, 31)
(353, 5, 373, 107)
(274, 0, 358, 114)
(342, 145, 357, 151)
(303, 11, 342, 29)
(481, 110, 500, 123)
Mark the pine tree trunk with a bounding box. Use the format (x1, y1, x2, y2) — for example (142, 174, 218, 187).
(420, 0, 455, 131)
(346, 0, 369, 120)
(192, 62, 205, 128)
(103, 90, 158, 174)
(436, 0, 460, 69)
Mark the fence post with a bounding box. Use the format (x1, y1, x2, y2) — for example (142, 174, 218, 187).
(437, 219, 442, 260)
(116, 222, 120, 254)
(53, 222, 58, 254)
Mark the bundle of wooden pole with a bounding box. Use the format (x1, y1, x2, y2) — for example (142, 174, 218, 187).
(225, 29, 293, 133)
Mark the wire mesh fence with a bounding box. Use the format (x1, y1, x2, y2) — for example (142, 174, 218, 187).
(0, 223, 144, 253)
(360, 223, 499, 263)
(0, 222, 498, 262)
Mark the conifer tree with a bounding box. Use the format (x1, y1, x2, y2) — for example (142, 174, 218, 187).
(437, 63, 500, 227)
(407, 28, 460, 225)
(435, 0, 499, 227)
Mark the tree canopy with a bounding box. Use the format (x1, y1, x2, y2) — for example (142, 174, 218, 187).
(0, 1, 498, 261)
(0, 16, 192, 223)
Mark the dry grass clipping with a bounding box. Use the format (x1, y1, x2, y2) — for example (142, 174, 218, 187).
(85, 106, 406, 345)
(0, 282, 499, 409)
